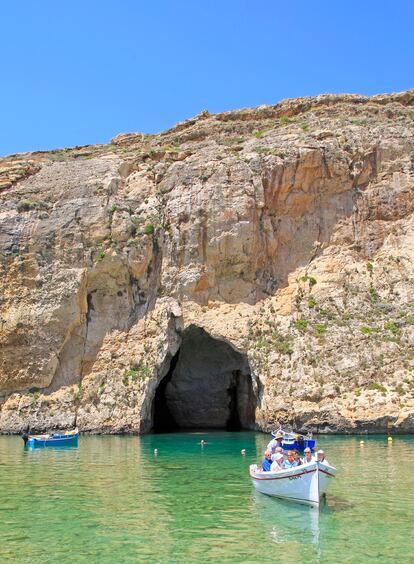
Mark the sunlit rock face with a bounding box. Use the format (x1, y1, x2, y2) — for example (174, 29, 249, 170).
(0, 90, 414, 434)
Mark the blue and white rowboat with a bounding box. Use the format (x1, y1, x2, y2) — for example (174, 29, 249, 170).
(26, 428, 79, 448)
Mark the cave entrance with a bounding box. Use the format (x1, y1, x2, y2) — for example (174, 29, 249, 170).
(152, 326, 256, 432)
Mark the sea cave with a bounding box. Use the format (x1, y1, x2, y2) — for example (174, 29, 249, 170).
(149, 326, 257, 432)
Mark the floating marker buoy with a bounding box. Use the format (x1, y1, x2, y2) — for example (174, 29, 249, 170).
(200, 440, 205, 446)
(154, 448, 158, 455)
(387, 436, 393, 443)
(360, 440, 364, 445)
(241, 449, 246, 455)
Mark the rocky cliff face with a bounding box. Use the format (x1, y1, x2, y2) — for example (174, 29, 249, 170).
(1, 90, 413, 434)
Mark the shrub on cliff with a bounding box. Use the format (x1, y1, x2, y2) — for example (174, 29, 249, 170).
(143, 223, 154, 235)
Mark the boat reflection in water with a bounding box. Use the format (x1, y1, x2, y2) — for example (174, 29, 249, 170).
(253, 490, 321, 549)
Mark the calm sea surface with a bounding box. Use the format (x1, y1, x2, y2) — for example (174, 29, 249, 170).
(0, 432, 413, 563)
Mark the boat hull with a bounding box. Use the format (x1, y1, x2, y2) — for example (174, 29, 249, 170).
(250, 461, 336, 507)
(27, 433, 78, 448)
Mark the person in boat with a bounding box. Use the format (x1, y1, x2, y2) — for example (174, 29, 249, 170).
(316, 450, 329, 465)
(270, 452, 284, 472)
(261, 450, 273, 472)
(267, 431, 283, 454)
(282, 450, 299, 469)
(22, 430, 29, 446)
(301, 447, 314, 464)
(271, 446, 283, 461)
(293, 449, 301, 466)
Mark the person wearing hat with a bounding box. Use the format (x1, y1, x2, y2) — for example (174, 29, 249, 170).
(270, 452, 284, 472)
(316, 450, 329, 465)
(301, 447, 314, 464)
(267, 431, 283, 454)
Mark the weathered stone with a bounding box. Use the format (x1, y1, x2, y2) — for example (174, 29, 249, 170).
(0, 90, 414, 434)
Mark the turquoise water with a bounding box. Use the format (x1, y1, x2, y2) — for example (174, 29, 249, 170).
(0, 432, 413, 563)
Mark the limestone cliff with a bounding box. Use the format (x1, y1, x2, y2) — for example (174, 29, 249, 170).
(1, 90, 413, 434)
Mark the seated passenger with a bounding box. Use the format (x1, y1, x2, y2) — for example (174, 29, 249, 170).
(316, 450, 329, 465)
(267, 431, 283, 454)
(302, 447, 314, 464)
(282, 450, 299, 469)
(271, 446, 283, 461)
(270, 453, 284, 472)
(293, 449, 301, 466)
(261, 450, 273, 472)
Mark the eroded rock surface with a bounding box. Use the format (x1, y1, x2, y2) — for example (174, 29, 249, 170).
(1, 90, 414, 434)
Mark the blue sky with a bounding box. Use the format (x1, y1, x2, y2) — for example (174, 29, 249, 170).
(1, 0, 413, 156)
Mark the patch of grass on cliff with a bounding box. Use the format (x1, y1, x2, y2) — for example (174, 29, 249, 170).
(384, 321, 399, 334)
(393, 384, 406, 396)
(294, 318, 309, 331)
(318, 308, 336, 321)
(369, 287, 379, 302)
(256, 332, 293, 356)
(279, 116, 290, 125)
(271, 332, 293, 355)
(30, 392, 40, 406)
(314, 323, 327, 335)
(301, 275, 317, 288)
(123, 361, 151, 385)
(300, 124, 310, 132)
(368, 382, 387, 394)
(96, 250, 106, 262)
(143, 223, 154, 235)
(360, 326, 375, 335)
(132, 360, 151, 378)
(307, 296, 316, 308)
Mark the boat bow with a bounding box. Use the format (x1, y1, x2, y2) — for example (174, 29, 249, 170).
(250, 461, 336, 507)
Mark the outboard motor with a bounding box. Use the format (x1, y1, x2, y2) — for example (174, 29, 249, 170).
(22, 431, 29, 446)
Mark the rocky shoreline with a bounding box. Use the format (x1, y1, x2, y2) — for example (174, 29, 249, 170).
(1, 90, 413, 434)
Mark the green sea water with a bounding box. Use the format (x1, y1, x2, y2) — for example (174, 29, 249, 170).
(0, 432, 413, 563)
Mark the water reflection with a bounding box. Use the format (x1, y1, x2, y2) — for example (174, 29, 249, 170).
(253, 490, 320, 546)
(25, 444, 78, 452)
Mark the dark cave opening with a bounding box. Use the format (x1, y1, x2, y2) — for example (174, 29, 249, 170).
(151, 326, 256, 433)
(153, 351, 180, 432)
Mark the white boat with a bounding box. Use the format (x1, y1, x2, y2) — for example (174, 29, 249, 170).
(249, 460, 336, 507)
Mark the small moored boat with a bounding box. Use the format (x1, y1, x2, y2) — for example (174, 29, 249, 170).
(25, 428, 79, 448)
(249, 460, 336, 507)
